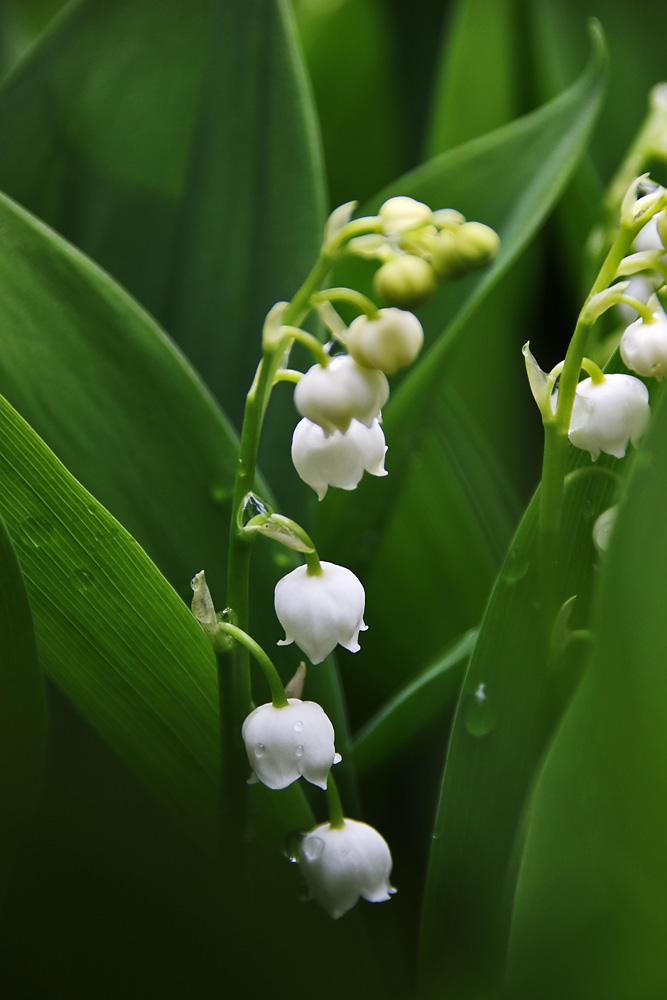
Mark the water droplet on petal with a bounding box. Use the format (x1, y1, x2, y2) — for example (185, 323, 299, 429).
(293, 720, 304, 732)
(295, 744, 304, 757)
(463, 683, 496, 737)
(255, 743, 265, 757)
(333, 753, 342, 765)
(302, 836, 325, 861)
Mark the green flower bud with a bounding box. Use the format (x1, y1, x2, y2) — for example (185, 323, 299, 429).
(456, 221, 500, 269)
(432, 208, 466, 229)
(373, 254, 437, 309)
(429, 230, 467, 280)
(378, 196, 433, 233)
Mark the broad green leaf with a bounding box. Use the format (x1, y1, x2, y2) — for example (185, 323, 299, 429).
(418, 351, 644, 996)
(352, 629, 477, 775)
(426, 0, 523, 157)
(0, 390, 223, 841)
(0, 0, 325, 455)
(0, 187, 239, 611)
(0, 511, 47, 890)
(320, 26, 606, 706)
(505, 380, 667, 999)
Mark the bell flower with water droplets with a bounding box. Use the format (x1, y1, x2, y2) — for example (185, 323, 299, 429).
(241, 698, 340, 790)
(298, 818, 396, 919)
(568, 373, 650, 460)
(291, 417, 387, 500)
(294, 354, 389, 435)
(275, 561, 367, 664)
(346, 307, 424, 374)
(620, 299, 667, 379)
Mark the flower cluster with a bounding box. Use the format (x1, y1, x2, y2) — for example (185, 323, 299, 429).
(191, 195, 498, 921)
(350, 195, 500, 310)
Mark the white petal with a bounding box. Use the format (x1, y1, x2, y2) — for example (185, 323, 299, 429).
(241, 699, 337, 790)
(294, 355, 389, 435)
(274, 562, 366, 664)
(298, 819, 395, 919)
(568, 374, 650, 460)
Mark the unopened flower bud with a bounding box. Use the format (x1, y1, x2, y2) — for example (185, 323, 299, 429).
(568, 373, 650, 460)
(291, 417, 387, 500)
(455, 221, 500, 269)
(242, 698, 340, 790)
(275, 561, 367, 664)
(298, 818, 396, 919)
(378, 195, 432, 233)
(372, 255, 436, 309)
(620, 302, 667, 379)
(432, 208, 466, 228)
(294, 355, 389, 435)
(346, 307, 424, 375)
(429, 229, 467, 279)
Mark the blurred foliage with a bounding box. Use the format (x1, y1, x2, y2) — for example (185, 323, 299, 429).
(0, 1, 665, 998)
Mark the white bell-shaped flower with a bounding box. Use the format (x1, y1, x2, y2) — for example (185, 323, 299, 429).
(568, 373, 650, 460)
(294, 355, 389, 435)
(346, 307, 424, 374)
(275, 561, 367, 664)
(620, 301, 667, 379)
(291, 417, 387, 500)
(241, 698, 340, 790)
(298, 818, 396, 919)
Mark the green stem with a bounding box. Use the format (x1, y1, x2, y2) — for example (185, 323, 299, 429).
(217, 621, 288, 708)
(311, 287, 380, 319)
(326, 772, 345, 829)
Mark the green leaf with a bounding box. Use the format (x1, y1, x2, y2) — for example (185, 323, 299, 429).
(0, 0, 325, 448)
(0, 186, 241, 610)
(0, 510, 47, 890)
(418, 351, 636, 996)
(426, 0, 523, 157)
(0, 390, 223, 843)
(352, 629, 477, 775)
(505, 380, 667, 999)
(320, 24, 607, 707)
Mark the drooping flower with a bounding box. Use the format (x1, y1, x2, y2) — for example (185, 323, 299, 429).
(241, 698, 340, 790)
(275, 561, 367, 664)
(291, 417, 387, 500)
(346, 307, 424, 374)
(568, 373, 650, 460)
(294, 355, 389, 435)
(298, 818, 396, 919)
(620, 301, 667, 379)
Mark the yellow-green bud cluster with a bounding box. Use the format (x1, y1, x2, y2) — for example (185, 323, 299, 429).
(351, 196, 500, 311)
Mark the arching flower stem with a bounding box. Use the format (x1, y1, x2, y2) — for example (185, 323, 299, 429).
(216, 621, 288, 709)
